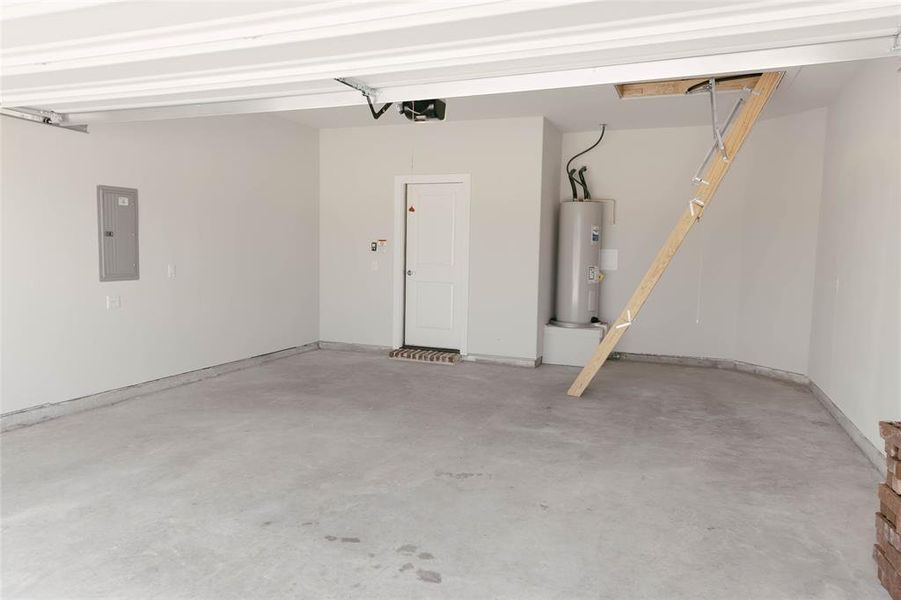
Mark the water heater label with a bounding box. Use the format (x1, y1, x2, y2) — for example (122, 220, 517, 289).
(591, 225, 600, 244)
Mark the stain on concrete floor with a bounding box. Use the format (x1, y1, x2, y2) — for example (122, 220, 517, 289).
(416, 569, 442, 584)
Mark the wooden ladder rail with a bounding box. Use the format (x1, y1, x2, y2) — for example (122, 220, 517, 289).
(568, 71, 784, 397)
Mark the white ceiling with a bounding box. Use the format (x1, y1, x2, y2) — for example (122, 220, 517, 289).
(1, 0, 898, 126)
(278, 60, 865, 131)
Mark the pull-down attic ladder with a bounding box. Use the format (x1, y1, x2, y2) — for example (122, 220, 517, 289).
(568, 71, 784, 397)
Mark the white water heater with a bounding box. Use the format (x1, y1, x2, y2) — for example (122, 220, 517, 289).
(553, 200, 604, 326)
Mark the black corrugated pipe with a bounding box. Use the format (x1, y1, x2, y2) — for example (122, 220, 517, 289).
(568, 169, 579, 200)
(577, 166, 591, 200)
(564, 124, 606, 201)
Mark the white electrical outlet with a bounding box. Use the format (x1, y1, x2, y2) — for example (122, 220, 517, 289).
(167, 264, 177, 278)
(106, 295, 121, 310)
(371, 260, 379, 271)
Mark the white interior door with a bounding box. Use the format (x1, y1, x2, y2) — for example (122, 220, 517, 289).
(404, 182, 467, 350)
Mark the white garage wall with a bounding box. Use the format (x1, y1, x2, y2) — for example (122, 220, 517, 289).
(1, 115, 319, 414)
(319, 117, 546, 360)
(559, 107, 827, 373)
(808, 58, 901, 450)
(733, 108, 826, 374)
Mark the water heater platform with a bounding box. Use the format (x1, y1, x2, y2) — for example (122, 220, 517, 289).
(543, 322, 609, 367)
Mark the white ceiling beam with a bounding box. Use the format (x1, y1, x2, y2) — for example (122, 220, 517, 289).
(64, 36, 899, 126)
(3, 4, 896, 84)
(1, 0, 596, 75)
(379, 37, 891, 101)
(375, 37, 900, 102)
(0, 0, 125, 21)
(5, 6, 898, 107)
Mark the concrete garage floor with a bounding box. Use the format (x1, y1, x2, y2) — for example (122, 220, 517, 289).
(1, 350, 885, 599)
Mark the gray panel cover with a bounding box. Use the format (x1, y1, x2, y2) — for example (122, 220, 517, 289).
(97, 186, 139, 281)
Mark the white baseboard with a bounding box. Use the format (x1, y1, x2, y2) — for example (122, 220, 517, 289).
(318, 341, 393, 353)
(728, 359, 810, 386)
(615, 352, 809, 386)
(463, 353, 541, 368)
(0, 343, 319, 432)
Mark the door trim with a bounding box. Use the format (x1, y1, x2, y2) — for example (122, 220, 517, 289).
(393, 174, 471, 354)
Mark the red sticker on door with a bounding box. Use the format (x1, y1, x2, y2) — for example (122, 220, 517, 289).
(408, 206, 415, 212)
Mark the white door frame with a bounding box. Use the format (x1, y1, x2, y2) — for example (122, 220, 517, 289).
(393, 174, 471, 354)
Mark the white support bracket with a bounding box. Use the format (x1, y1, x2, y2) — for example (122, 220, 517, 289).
(334, 76, 396, 120)
(692, 92, 745, 184)
(0, 106, 88, 133)
(334, 77, 378, 100)
(689, 197, 706, 219)
(614, 310, 633, 330)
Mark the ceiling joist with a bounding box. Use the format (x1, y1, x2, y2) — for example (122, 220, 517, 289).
(58, 37, 896, 126)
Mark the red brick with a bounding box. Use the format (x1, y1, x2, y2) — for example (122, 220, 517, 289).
(877, 513, 901, 555)
(882, 423, 901, 461)
(874, 544, 901, 600)
(881, 485, 901, 528)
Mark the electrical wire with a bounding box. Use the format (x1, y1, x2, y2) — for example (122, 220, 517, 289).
(565, 124, 606, 200)
(572, 169, 588, 200)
